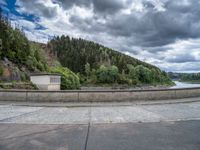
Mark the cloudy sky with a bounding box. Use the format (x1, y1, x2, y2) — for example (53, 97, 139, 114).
(1, 0, 200, 72)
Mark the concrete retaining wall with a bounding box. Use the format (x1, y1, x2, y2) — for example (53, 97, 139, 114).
(0, 88, 200, 102)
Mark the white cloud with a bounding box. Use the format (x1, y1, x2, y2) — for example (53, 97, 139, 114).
(11, 0, 200, 72)
(131, 39, 200, 72)
(122, 0, 145, 14)
(70, 5, 93, 19)
(148, 0, 166, 12)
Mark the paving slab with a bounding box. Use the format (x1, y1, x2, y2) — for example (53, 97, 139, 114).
(0, 101, 200, 124)
(87, 120, 200, 150)
(0, 124, 88, 150)
(0, 107, 90, 124)
(1, 120, 199, 150)
(141, 102, 200, 121)
(0, 106, 43, 121)
(90, 106, 163, 124)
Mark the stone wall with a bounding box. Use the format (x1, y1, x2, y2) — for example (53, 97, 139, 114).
(0, 88, 200, 102)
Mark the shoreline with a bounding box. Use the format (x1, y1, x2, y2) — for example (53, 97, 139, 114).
(81, 85, 172, 90)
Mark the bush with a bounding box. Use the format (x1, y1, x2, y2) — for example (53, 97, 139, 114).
(50, 66, 80, 90)
(96, 65, 119, 84)
(25, 56, 35, 70)
(36, 61, 45, 71)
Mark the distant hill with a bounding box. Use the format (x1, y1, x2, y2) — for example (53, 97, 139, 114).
(47, 36, 158, 73)
(47, 36, 173, 85)
(168, 72, 200, 83)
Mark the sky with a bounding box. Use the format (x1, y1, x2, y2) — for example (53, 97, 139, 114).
(0, 0, 200, 73)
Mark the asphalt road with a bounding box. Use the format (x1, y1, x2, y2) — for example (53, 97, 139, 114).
(0, 101, 200, 150)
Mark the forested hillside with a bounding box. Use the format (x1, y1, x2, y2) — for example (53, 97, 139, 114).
(0, 11, 48, 73)
(0, 9, 80, 89)
(0, 7, 173, 88)
(168, 72, 200, 83)
(48, 36, 173, 85)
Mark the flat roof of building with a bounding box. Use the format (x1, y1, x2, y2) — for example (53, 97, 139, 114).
(30, 73, 61, 76)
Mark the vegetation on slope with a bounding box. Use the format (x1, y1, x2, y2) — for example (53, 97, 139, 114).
(0, 10, 48, 73)
(0, 9, 80, 89)
(50, 66, 80, 90)
(48, 36, 173, 86)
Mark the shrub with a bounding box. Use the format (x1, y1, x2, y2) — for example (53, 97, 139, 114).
(96, 65, 119, 84)
(50, 66, 80, 90)
(36, 61, 45, 71)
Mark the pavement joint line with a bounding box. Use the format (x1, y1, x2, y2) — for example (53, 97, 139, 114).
(84, 107, 91, 150)
(84, 122, 91, 150)
(0, 107, 46, 122)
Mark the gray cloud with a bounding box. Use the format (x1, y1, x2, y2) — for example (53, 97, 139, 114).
(165, 54, 197, 63)
(92, 0, 125, 14)
(57, 0, 91, 9)
(66, 0, 200, 48)
(13, 0, 200, 72)
(58, 0, 125, 14)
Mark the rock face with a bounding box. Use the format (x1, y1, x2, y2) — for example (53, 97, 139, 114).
(0, 42, 60, 82)
(0, 58, 28, 82)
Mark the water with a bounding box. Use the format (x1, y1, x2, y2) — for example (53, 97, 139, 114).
(171, 81, 200, 89)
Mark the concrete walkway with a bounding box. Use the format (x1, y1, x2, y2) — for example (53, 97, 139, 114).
(0, 100, 200, 150)
(0, 121, 200, 150)
(0, 100, 200, 124)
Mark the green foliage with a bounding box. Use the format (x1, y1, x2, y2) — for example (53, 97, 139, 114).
(34, 50, 41, 62)
(127, 64, 138, 82)
(0, 82, 37, 89)
(85, 62, 91, 80)
(48, 35, 173, 86)
(117, 70, 130, 84)
(36, 61, 45, 71)
(90, 69, 97, 83)
(48, 35, 158, 74)
(0, 10, 48, 73)
(96, 65, 119, 83)
(28, 42, 49, 71)
(134, 65, 151, 83)
(0, 64, 3, 76)
(0, 16, 30, 64)
(168, 72, 200, 83)
(50, 66, 80, 90)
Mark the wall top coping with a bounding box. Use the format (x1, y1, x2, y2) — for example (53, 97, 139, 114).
(30, 73, 61, 76)
(0, 87, 200, 93)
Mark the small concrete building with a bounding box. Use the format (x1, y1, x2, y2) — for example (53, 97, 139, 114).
(30, 73, 61, 90)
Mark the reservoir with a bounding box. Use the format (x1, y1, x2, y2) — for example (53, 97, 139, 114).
(171, 81, 200, 89)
